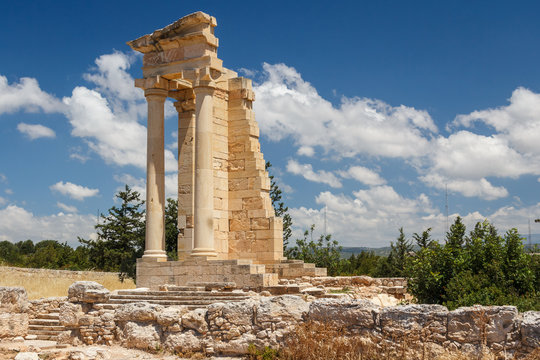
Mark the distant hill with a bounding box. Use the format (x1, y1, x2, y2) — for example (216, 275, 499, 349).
(342, 235, 540, 258)
(340, 246, 393, 257)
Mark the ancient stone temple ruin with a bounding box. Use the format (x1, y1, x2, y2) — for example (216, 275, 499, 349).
(128, 12, 325, 289)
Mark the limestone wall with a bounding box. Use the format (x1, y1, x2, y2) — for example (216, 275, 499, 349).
(58, 295, 540, 358)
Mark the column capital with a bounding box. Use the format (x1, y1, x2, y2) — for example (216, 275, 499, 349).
(144, 87, 169, 99)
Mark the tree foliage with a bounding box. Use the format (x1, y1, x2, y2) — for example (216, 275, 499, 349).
(288, 225, 344, 276)
(79, 185, 145, 280)
(407, 217, 539, 311)
(266, 161, 293, 254)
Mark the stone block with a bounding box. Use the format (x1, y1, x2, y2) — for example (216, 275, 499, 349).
(251, 217, 270, 230)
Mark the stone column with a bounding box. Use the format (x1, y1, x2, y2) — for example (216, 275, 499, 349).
(191, 84, 217, 257)
(142, 87, 168, 260)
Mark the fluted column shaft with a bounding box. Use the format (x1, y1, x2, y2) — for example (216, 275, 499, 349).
(191, 85, 217, 257)
(143, 87, 168, 260)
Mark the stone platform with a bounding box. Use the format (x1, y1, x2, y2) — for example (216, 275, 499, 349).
(136, 257, 326, 290)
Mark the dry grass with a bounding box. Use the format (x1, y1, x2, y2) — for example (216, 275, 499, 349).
(0, 266, 135, 299)
(271, 321, 540, 360)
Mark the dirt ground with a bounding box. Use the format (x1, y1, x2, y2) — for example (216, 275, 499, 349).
(0, 340, 240, 360)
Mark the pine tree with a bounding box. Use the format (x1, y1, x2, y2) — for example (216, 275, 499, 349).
(388, 227, 412, 277)
(79, 185, 145, 281)
(266, 161, 293, 254)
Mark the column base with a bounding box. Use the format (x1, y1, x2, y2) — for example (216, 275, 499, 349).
(191, 248, 217, 257)
(142, 250, 168, 261)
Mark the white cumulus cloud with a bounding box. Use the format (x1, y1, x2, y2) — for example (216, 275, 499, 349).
(0, 205, 96, 246)
(338, 166, 386, 186)
(286, 159, 342, 188)
(254, 63, 437, 159)
(56, 202, 78, 213)
(50, 181, 99, 201)
(0, 75, 64, 115)
(17, 123, 56, 140)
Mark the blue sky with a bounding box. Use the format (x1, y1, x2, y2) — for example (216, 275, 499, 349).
(1, 1, 540, 247)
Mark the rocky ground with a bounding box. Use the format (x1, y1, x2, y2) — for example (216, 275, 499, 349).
(0, 340, 239, 359)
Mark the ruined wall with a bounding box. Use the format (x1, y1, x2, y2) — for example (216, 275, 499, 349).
(56, 296, 540, 358)
(226, 77, 283, 264)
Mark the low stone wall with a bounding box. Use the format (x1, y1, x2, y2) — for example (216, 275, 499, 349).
(291, 275, 407, 288)
(28, 297, 67, 319)
(0, 266, 122, 281)
(2, 283, 539, 358)
(56, 291, 538, 358)
(0, 287, 29, 338)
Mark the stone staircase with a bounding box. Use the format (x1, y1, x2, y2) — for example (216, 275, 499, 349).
(94, 285, 252, 310)
(28, 309, 65, 341)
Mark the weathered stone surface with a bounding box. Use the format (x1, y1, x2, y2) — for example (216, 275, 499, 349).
(59, 302, 83, 327)
(308, 298, 379, 329)
(68, 347, 111, 360)
(182, 308, 208, 334)
(68, 281, 110, 303)
(156, 306, 188, 327)
(123, 322, 161, 350)
(115, 302, 163, 322)
(448, 305, 518, 344)
(521, 311, 540, 348)
(14, 353, 38, 360)
(379, 304, 448, 342)
(0, 313, 28, 338)
(0, 286, 28, 313)
(164, 331, 203, 353)
(484, 306, 518, 344)
(256, 295, 309, 324)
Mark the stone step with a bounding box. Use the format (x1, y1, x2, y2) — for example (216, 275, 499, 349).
(93, 303, 206, 311)
(29, 324, 65, 331)
(107, 298, 244, 306)
(35, 313, 60, 320)
(31, 334, 58, 341)
(159, 285, 206, 292)
(111, 294, 248, 301)
(29, 319, 61, 326)
(115, 290, 248, 297)
(28, 329, 63, 336)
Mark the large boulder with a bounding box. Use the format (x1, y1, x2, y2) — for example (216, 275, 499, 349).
(115, 302, 163, 322)
(308, 298, 379, 329)
(68, 282, 110, 303)
(0, 286, 28, 313)
(521, 311, 540, 348)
